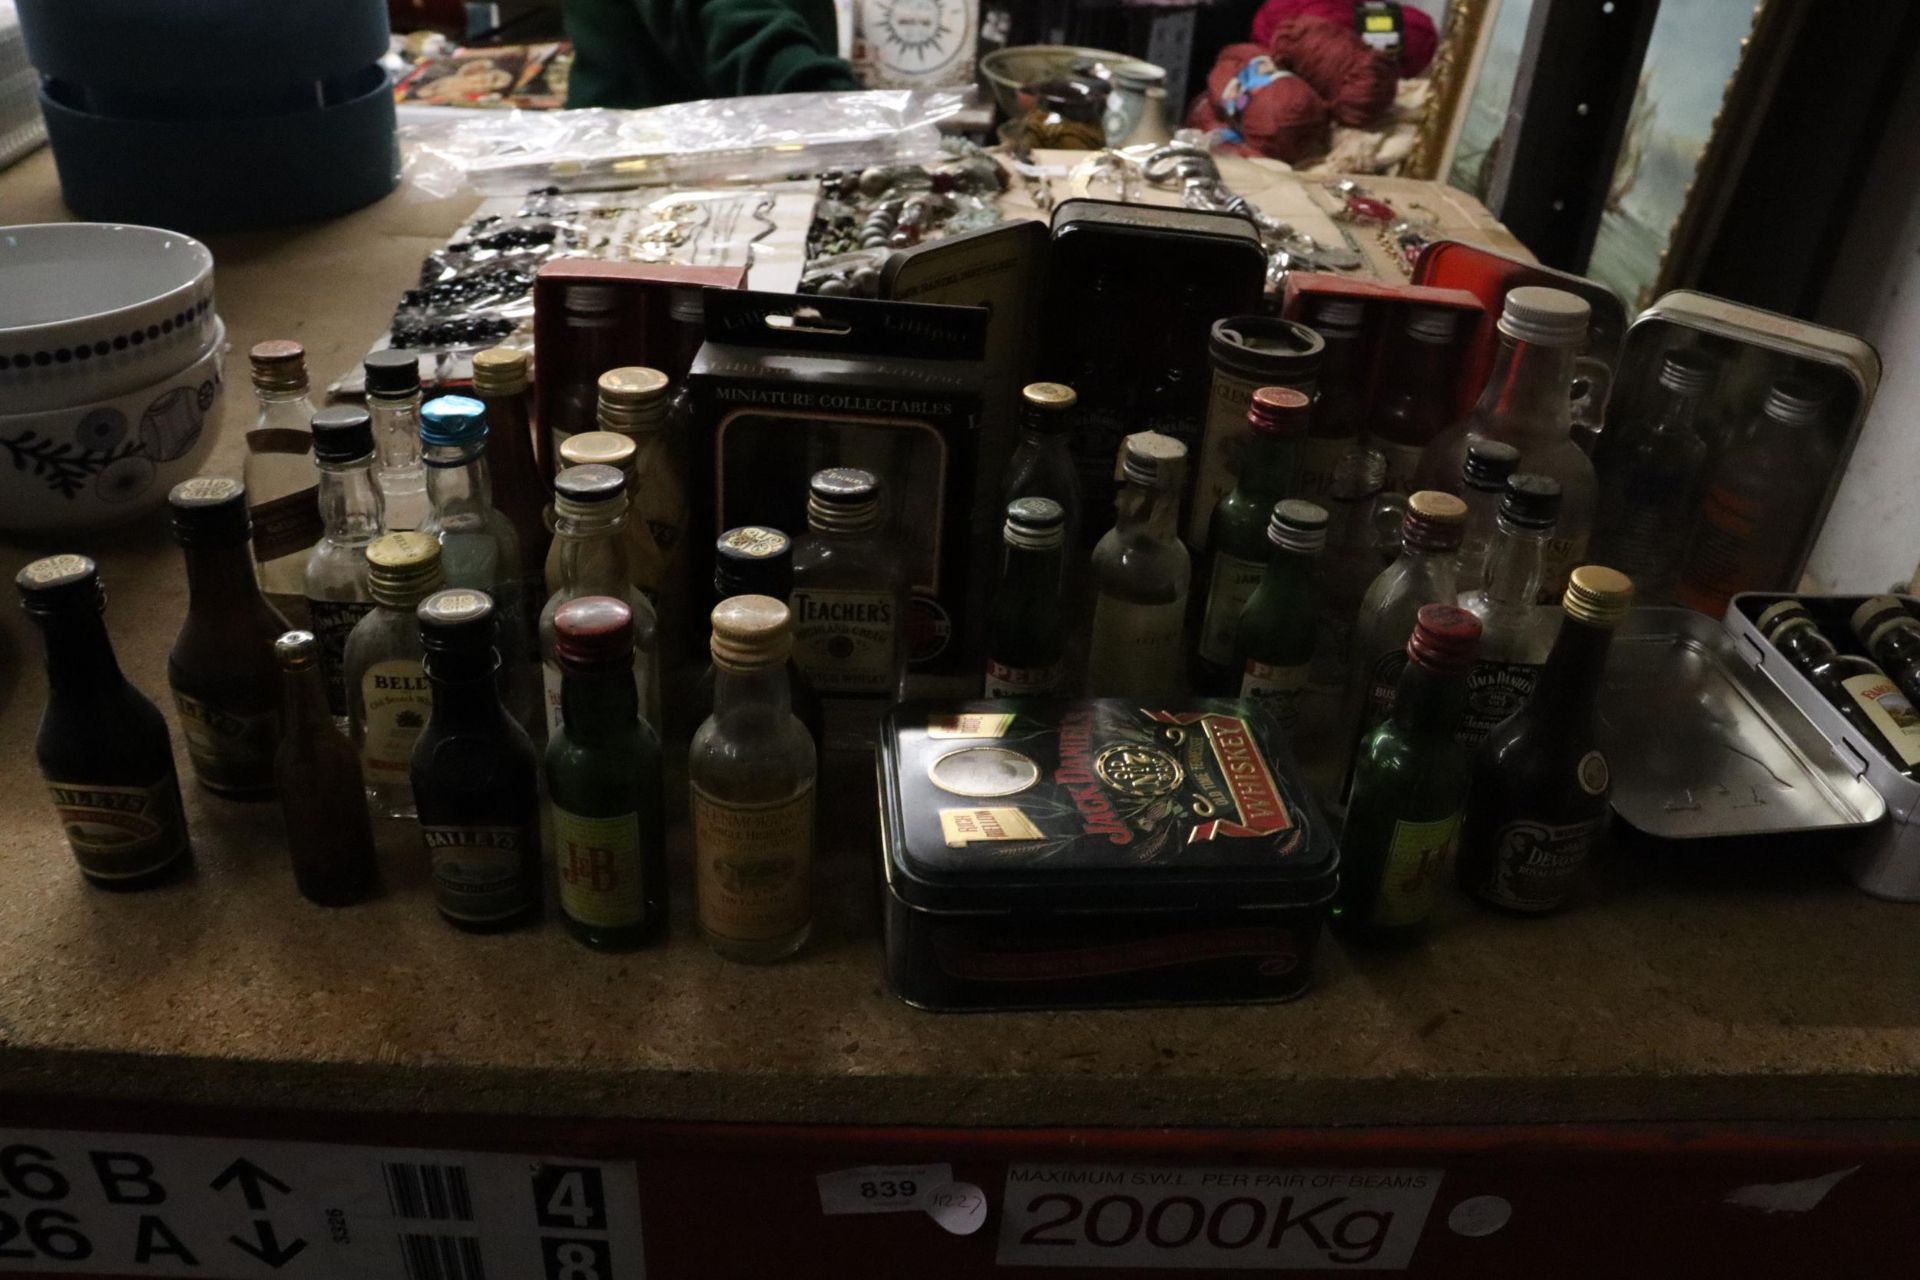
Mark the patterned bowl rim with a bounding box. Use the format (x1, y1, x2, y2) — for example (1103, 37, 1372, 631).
(0, 222, 216, 356)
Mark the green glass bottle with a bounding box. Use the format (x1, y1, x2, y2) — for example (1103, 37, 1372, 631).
(1230, 499, 1328, 737)
(546, 596, 667, 950)
(985, 497, 1068, 697)
(1336, 604, 1482, 943)
(1194, 386, 1310, 692)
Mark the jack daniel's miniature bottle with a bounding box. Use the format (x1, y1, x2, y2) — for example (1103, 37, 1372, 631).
(985, 497, 1068, 697)
(1087, 431, 1190, 699)
(18, 555, 190, 888)
(1762, 599, 1920, 775)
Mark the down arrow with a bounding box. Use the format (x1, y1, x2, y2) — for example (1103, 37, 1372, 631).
(230, 1219, 308, 1269)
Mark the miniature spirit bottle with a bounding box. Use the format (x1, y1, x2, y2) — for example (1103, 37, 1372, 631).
(470, 346, 553, 614)
(1457, 565, 1633, 913)
(1313, 444, 1388, 689)
(1337, 603, 1481, 942)
(790, 467, 909, 748)
(549, 431, 638, 592)
(1294, 297, 1366, 504)
(547, 596, 667, 950)
(985, 497, 1068, 697)
(1195, 387, 1307, 693)
(18, 555, 190, 888)
(361, 348, 431, 531)
(1086, 431, 1190, 700)
(1852, 596, 1920, 707)
(1345, 490, 1467, 764)
(539, 464, 661, 737)
(411, 587, 542, 930)
(1004, 382, 1084, 554)
(547, 282, 621, 470)
(304, 405, 384, 728)
(1455, 438, 1521, 591)
(1591, 348, 1715, 604)
(1373, 307, 1462, 496)
(1458, 475, 1563, 747)
(273, 630, 377, 906)
(1761, 599, 1920, 776)
(685, 527, 824, 745)
(595, 366, 685, 606)
(245, 340, 322, 621)
(690, 595, 818, 963)
(167, 477, 290, 799)
(1415, 287, 1596, 603)
(1231, 499, 1329, 736)
(344, 532, 444, 819)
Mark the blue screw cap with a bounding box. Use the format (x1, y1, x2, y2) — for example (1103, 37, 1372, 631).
(419, 395, 489, 448)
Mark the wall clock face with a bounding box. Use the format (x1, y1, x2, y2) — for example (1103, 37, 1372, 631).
(860, 0, 976, 85)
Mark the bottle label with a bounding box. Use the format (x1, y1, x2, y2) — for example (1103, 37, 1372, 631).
(554, 808, 647, 928)
(629, 433, 687, 596)
(307, 598, 375, 720)
(1086, 595, 1186, 698)
(691, 783, 815, 943)
(1362, 646, 1408, 732)
(1376, 439, 1424, 498)
(45, 778, 187, 881)
(361, 659, 432, 781)
(1459, 658, 1543, 746)
(1372, 812, 1460, 928)
(1840, 673, 1920, 767)
(1676, 485, 1767, 615)
(542, 662, 564, 742)
(985, 658, 1061, 698)
(249, 485, 323, 564)
(1189, 368, 1258, 547)
(246, 426, 314, 456)
(790, 588, 899, 694)
(1198, 551, 1266, 664)
(1537, 532, 1590, 606)
(421, 824, 536, 923)
(1239, 658, 1310, 729)
(1475, 814, 1606, 912)
(1292, 435, 1353, 506)
(172, 691, 277, 792)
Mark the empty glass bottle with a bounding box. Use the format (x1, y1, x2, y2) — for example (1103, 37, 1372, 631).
(1373, 307, 1462, 496)
(549, 431, 638, 593)
(471, 346, 553, 621)
(985, 497, 1069, 697)
(244, 340, 322, 622)
(1313, 444, 1388, 690)
(1231, 499, 1329, 737)
(595, 366, 686, 609)
(1455, 438, 1521, 592)
(1294, 298, 1367, 505)
(539, 464, 661, 738)
(361, 348, 431, 531)
(1761, 599, 1920, 776)
(344, 532, 444, 819)
(1086, 431, 1190, 700)
(1852, 596, 1920, 707)
(547, 282, 622, 472)
(790, 467, 909, 750)
(304, 405, 384, 728)
(1459, 475, 1563, 747)
(1591, 348, 1715, 603)
(1004, 382, 1084, 554)
(685, 526, 824, 746)
(273, 630, 377, 906)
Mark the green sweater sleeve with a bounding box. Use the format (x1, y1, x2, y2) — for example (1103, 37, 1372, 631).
(566, 0, 856, 109)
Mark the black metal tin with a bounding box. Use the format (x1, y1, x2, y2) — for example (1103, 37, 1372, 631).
(879, 699, 1339, 1011)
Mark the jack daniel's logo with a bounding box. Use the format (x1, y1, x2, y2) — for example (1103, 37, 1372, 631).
(1055, 708, 1132, 845)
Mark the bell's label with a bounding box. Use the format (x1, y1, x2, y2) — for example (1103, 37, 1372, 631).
(1372, 813, 1459, 928)
(691, 783, 815, 942)
(361, 659, 432, 780)
(307, 598, 375, 720)
(1239, 659, 1310, 729)
(554, 808, 646, 928)
(172, 691, 277, 792)
(940, 807, 1045, 846)
(46, 778, 186, 880)
(928, 713, 1018, 739)
(1476, 814, 1606, 912)
(986, 658, 1061, 697)
(1086, 596, 1185, 697)
(1841, 673, 1920, 766)
(249, 484, 324, 563)
(1198, 551, 1267, 664)
(1459, 659, 1542, 746)
(1144, 710, 1294, 843)
(791, 588, 899, 694)
(421, 824, 534, 923)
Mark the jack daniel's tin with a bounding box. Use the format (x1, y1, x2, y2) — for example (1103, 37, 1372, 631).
(878, 699, 1338, 1011)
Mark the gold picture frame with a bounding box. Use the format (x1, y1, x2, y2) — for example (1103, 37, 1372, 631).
(1404, 0, 1495, 181)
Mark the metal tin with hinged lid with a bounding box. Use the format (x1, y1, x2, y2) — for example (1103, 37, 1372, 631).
(878, 699, 1339, 1011)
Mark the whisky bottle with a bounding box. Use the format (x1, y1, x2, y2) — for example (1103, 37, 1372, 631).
(1851, 596, 1920, 706)
(1455, 438, 1521, 592)
(548, 430, 637, 593)
(1337, 603, 1481, 942)
(1761, 599, 1920, 775)
(547, 282, 621, 471)
(18, 555, 190, 888)
(685, 527, 824, 745)
(1591, 348, 1715, 603)
(1313, 443, 1388, 689)
(1372, 307, 1463, 496)
(539, 463, 661, 737)
(1293, 297, 1366, 505)
(304, 405, 384, 728)
(1458, 565, 1633, 913)
(168, 477, 290, 798)
(790, 467, 909, 749)
(411, 588, 542, 931)
(471, 346, 553, 611)
(1231, 499, 1329, 736)
(595, 367, 686, 606)
(985, 497, 1068, 697)
(690, 595, 818, 963)
(273, 630, 377, 906)
(547, 596, 667, 950)
(244, 340, 322, 622)
(344, 531, 444, 819)
(1004, 382, 1084, 554)
(1195, 387, 1308, 693)
(1458, 474, 1563, 747)
(1087, 431, 1191, 700)
(361, 348, 431, 532)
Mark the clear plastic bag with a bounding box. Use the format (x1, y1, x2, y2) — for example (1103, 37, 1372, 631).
(402, 89, 968, 197)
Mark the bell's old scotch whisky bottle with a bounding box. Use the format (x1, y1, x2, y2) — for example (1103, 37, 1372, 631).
(1458, 565, 1633, 914)
(18, 555, 190, 888)
(1337, 603, 1482, 942)
(686, 526, 824, 745)
(691, 596, 818, 964)
(1087, 431, 1191, 699)
(411, 588, 542, 931)
(1458, 474, 1563, 747)
(1852, 596, 1920, 706)
(344, 532, 445, 819)
(245, 340, 322, 622)
(304, 405, 384, 727)
(790, 467, 909, 749)
(361, 349, 431, 532)
(539, 464, 661, 738)
(1195, 386, 1308, 694)
(1232, 499, 1328, 735)
(985, 497, 1069, 697)
(167, 477, 290, 799)
(273, 631, 377, 906)
(547, 596, 667, 950)
(1762, 600, 1920, 775)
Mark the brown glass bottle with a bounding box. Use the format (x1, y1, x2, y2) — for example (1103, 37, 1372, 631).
(274, 631, 378, 906)
(472, 346, 553, 627)
(18, 555, 191, 889)
(1851, 596, 1920, 708)
(167, 477, 291, 799)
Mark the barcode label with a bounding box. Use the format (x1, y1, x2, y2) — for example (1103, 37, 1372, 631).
(399, 1232, 488, 1280)
(385, 1161, 476, 1221)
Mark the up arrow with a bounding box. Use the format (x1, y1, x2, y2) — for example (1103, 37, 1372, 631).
(211, 1157, 293, 1210)
(230, 1219, 308, 1269)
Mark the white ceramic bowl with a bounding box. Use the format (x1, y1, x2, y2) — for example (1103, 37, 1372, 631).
(0, 222, 219, 414)
(0, 317, 225, 533)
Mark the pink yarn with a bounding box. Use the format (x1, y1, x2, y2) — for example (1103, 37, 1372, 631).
(1252, 0, 1438, 76)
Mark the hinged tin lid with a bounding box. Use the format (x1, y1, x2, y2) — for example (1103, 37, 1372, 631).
(879, 700, 1338, 913)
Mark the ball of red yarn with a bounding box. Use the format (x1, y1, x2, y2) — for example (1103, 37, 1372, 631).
(1191, 42, 1331, 164)
(1252, 0, 1438, 76)
(1269, 14, 1397, 127)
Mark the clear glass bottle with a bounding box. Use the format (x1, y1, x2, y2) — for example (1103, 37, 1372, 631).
(549, 431, 638, 593)
(1313, 444, 1388, 690)
(1294, 298, 1367, 505)
(1004, 382, 1084, 554)
(1458, 474, 1563, 748)
(1455, 438, 1521, 592)
(417, 394, 538, 731)
(344, 532, 444, 819)
(1591, 348, 1715, 604)
(1674, 378, 1835, 618)
(539, 464, 661, 738)
(1086, 431, 1191, 700)
(471, 346, 553, 622)
(245, 340, 322, 623)
(304, 405, 384, 730)
(1231, 499, 1328, 738)
(548, 282, 622, 471)
(1373, 307, 1462, 496)
(1415, 286, 1596, 604)
(596, 366, 687, 650)
(361, 349, 432, 532)
(985, 497, 1068, 697)
(273, 630, 377, 906)
(1762, 599, 1920, 776)
(690, 595, 818, 964)
(684, 527, 825, 747)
